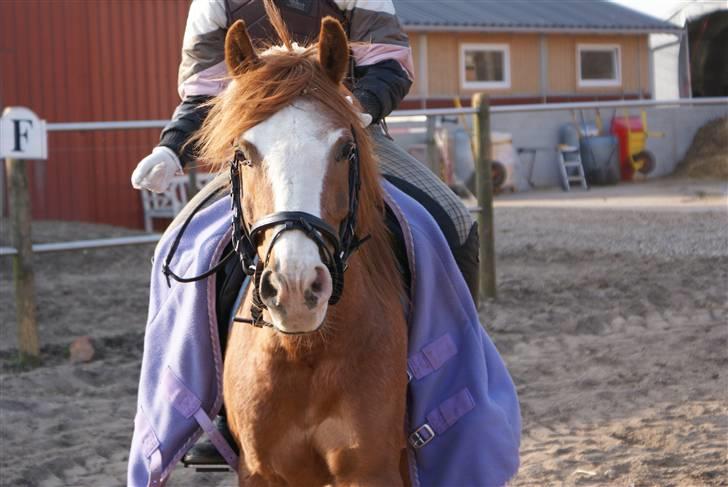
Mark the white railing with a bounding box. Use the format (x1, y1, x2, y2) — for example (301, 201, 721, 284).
(4, 96, 727, 359)
(37, 96, 728, 132)
(390, 96, 728, 118)
(2, 96, 727, 258)
(0, 235, 162, 256)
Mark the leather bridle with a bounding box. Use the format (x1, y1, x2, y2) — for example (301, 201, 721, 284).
(162, 126, 368, 331)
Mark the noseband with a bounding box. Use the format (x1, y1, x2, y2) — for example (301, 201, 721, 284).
(162, 127, 368, 330)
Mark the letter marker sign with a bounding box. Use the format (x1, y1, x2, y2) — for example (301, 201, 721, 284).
(2, 106, 46, 360)
(0, 107, 48, 160)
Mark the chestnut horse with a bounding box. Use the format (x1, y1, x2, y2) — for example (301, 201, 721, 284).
(193, 9, 408, 487)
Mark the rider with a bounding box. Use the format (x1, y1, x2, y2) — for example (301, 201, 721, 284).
(130, 0, 479, 464)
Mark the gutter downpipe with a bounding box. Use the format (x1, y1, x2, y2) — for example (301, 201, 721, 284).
(637, 36, 643, 99)
(648, 35, 655, 99)
(683, 27, 693, 98)
(418, 33, 429, 108)
(540, 34, 548, 103)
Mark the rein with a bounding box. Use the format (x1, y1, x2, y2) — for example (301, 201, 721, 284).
(162, 126, 369, 332)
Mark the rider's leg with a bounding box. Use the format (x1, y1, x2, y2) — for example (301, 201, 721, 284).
(370, 126, 480, 304)
(183, 241, 243, 465)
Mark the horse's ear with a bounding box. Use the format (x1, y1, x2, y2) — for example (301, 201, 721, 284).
(318, 17, 349, 85)
(225, 20, 259, 76)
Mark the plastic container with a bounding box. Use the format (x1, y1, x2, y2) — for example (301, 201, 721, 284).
(435, 123, 474, 188)
(580, 135, 620, 185)
(490, 132, 524, 192)
(559, 122, 600, 148)
(559, 124, 580, 149)
(452, 127, 476, 188)
(436, 125, 524, 193)
(558, 122, 618, 186)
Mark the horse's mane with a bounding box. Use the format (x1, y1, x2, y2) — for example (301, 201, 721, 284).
(192, 2, 405, 329)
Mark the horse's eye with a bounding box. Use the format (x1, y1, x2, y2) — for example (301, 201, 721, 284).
(336, 141, 354, 162)
(235, 149, 254, 167)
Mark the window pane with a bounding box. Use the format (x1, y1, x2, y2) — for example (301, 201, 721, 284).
(581, 50, 616, 80)
(465, 50, 504, 82)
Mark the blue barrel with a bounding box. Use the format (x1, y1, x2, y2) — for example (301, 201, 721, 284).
(559, 123, 580, 148)
(580, 135, 620, 185)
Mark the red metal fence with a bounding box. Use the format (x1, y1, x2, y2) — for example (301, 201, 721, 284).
(1, 0, 190, 228)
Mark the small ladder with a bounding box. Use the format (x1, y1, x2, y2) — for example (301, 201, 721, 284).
(556, 144, 588, 191)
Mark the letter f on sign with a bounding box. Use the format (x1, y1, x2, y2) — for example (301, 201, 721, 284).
(1, 107, 48, 160)
(13, 119, 33, 152)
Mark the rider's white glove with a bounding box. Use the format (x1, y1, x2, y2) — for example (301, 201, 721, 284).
(346, 96, 373, 127)
(130, 146, 184, 193)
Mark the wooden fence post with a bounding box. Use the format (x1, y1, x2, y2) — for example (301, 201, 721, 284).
(5, 158, 40, 362)
(472, 94, 497, 300)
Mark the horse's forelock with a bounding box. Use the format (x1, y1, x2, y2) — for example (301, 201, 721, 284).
(263, 0, 293, 51)
(196, 47, 363, 174)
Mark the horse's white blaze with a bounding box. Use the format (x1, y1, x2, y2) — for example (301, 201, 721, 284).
(243, 99, 343, 330)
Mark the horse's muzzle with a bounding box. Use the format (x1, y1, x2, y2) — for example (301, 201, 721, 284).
(258, 256, 332, 334)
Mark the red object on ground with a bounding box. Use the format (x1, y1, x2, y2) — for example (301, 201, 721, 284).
(611, 116, 645, 181)
(69, 336, 95, 364)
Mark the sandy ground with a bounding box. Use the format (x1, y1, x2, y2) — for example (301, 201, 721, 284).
(0, 178, 726, 486)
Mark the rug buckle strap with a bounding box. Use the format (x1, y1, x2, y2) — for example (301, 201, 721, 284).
(407, 333, 458, 381)
(408, 423, 435, 449)
(135, 410, 163, 486)
(163, 367, 240, 471)
(408, 388, 476, 450)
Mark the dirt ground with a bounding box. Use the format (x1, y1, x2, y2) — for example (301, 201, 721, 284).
(0, 178, 726, 487)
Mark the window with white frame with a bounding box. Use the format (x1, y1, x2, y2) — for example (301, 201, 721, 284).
(577, 44, 621, 87)
(460, 43, 510, 89)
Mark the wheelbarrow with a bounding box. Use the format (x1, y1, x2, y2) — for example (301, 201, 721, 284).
(610, 109, 664, 181)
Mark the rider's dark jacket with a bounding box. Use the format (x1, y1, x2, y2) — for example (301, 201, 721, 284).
(160, 0, 414, 166)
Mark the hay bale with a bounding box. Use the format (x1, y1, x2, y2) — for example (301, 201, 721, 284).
(673, 117, 728, 180)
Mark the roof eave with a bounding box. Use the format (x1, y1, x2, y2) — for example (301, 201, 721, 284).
(402, 25, 683, 35)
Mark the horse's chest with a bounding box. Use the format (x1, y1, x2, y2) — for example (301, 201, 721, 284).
(240, 363, 339, 433)
(234, 358, 355, 470)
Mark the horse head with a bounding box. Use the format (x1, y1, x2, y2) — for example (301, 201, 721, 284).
(195, 12, 385, 335)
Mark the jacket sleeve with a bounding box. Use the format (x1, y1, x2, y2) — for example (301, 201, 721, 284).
(159, 0, 229, 166)
(335, 0, 414, 123)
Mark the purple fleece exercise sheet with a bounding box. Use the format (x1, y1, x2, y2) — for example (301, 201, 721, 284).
(128, 181, 521, 487)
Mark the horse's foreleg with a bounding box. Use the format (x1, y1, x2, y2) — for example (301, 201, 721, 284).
(326, 447, 403, 486)
(399, 448, 411, 487)
(334, 469, 403, 487)
(238, 471, 278, 487)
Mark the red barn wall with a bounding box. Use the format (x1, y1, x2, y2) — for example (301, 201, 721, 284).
(1, 0, 191, 228)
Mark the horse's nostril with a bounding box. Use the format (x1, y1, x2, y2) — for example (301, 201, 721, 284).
(259, 269, 278, 301)
(304, 289, 319, 310)
(311, 279, 322, 294)
(311, 266, 328, 294)
(303, 269, 325, 310)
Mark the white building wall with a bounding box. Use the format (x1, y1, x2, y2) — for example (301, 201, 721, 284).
(651, 34, 681, 100)
(490, 103, 728, 186)
(388, 102, 728, 189)
(649, 3, 725, 100)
